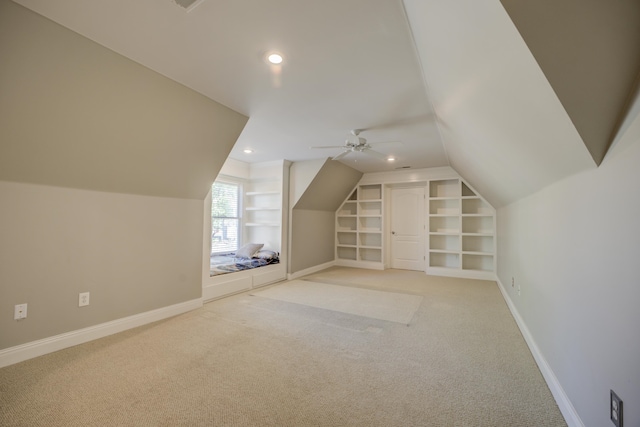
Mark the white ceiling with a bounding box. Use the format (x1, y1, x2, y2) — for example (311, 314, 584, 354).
(13, 0, 448, 173)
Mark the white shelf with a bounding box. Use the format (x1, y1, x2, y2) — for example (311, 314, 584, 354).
(462, 253, 494, 272)
(428, 196, 459, 201)
(335, 183, 384, 268)
(462, 235, 494, 253)
(337, 232, 357, 246)
(429, 252, 460, 269)
(359, 184, 382, 200)
(337, 246, 357, 260)
(232, 162, 288, 270)
(427, 178, 495, 279)
(429, 249, 460, 255)
(245, 191, 279, 196)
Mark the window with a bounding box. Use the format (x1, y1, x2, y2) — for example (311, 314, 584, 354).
(211, 180, 241, 254)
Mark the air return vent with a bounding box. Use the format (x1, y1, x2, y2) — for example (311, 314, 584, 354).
(172, 0, 205, 12)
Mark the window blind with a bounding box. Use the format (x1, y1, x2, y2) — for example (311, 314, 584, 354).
(211, 181, 241, 254)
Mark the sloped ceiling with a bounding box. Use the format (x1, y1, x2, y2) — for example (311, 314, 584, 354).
(0, 0, 247, 200)
(500, 0, 640, 166)
(293, 160, 362, 211)
(10, 0, 448, 174)
(405, 0, 603, 207)
(6, 0, 640, 207)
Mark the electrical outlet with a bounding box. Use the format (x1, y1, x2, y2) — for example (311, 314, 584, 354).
(511, 277, 514, 287)
(79, 292, 90, 307)
(611, 390, 623, 427)
(14, 303, 27, 320)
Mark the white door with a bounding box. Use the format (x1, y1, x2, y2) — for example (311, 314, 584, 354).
(390, 187, 425, 270)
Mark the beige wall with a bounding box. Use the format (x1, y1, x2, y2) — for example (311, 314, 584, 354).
(290, 210, 336, 273)
(289, 160, 362, 274)
(0, 1, 247, 351)
(0, 182, 203, 349)
(497, 93, 640, 426)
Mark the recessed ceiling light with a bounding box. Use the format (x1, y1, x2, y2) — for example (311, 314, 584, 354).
(387, 156, 396, 162)
(267, 52, 283, 65)
(243, 148, 253, 154)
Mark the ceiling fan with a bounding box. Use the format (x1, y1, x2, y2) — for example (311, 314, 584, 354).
(310, 129, 392, 161)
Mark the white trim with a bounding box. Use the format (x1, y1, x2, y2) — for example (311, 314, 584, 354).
(359, 166, 458, 185)
(426, 266, 496, 281)
(495, 278, 583, 427)
(335, 259, 385, 270)
(203, 275, 252, 302)
(0, 298, 202, 368)
(287, 260, 336, 280)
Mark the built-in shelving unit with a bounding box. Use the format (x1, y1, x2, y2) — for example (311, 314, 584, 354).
(244, 184, 282, 246)
(427, 179, 495, 280)
(335, 183, 384, 269)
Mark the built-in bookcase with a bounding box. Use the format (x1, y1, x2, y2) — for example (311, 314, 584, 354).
(244, 184, 281, 251)
(335, 184, 384, 269)
(243, 162, 289, 257)
(334, 175, 494, 279)
(427, 179, 495, 280)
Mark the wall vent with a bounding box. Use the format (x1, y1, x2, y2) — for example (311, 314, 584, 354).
(172, 0, 205, 12)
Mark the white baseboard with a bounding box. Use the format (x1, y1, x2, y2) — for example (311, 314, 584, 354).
(495, 278, 583, 427)
(0, 298, 202, 368)
(287, 260, 336, 280)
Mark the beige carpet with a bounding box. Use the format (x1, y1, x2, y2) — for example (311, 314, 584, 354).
(0, 267, 567, 426)
(252, 279, 423, 324)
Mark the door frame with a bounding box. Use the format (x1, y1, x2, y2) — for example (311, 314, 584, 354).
(385, 182, 427, 271)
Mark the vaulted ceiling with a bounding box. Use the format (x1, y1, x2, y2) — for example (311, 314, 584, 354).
(9, 0, 640, 207)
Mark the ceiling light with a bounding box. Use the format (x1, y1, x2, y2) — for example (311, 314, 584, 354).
(243, 148, 253, 154)
(267, 53, 283, 65)
(387, 156, 396, 162)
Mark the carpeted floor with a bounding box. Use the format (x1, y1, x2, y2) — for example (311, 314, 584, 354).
(0, 267, 567, 426)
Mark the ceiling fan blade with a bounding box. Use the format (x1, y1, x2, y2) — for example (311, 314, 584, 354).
(332, 151, 350, 160)
(362, 148, 387, 160)
(310, 145, 347, 149)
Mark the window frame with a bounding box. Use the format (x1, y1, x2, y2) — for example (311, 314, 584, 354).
(210, 178, 243, 256)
